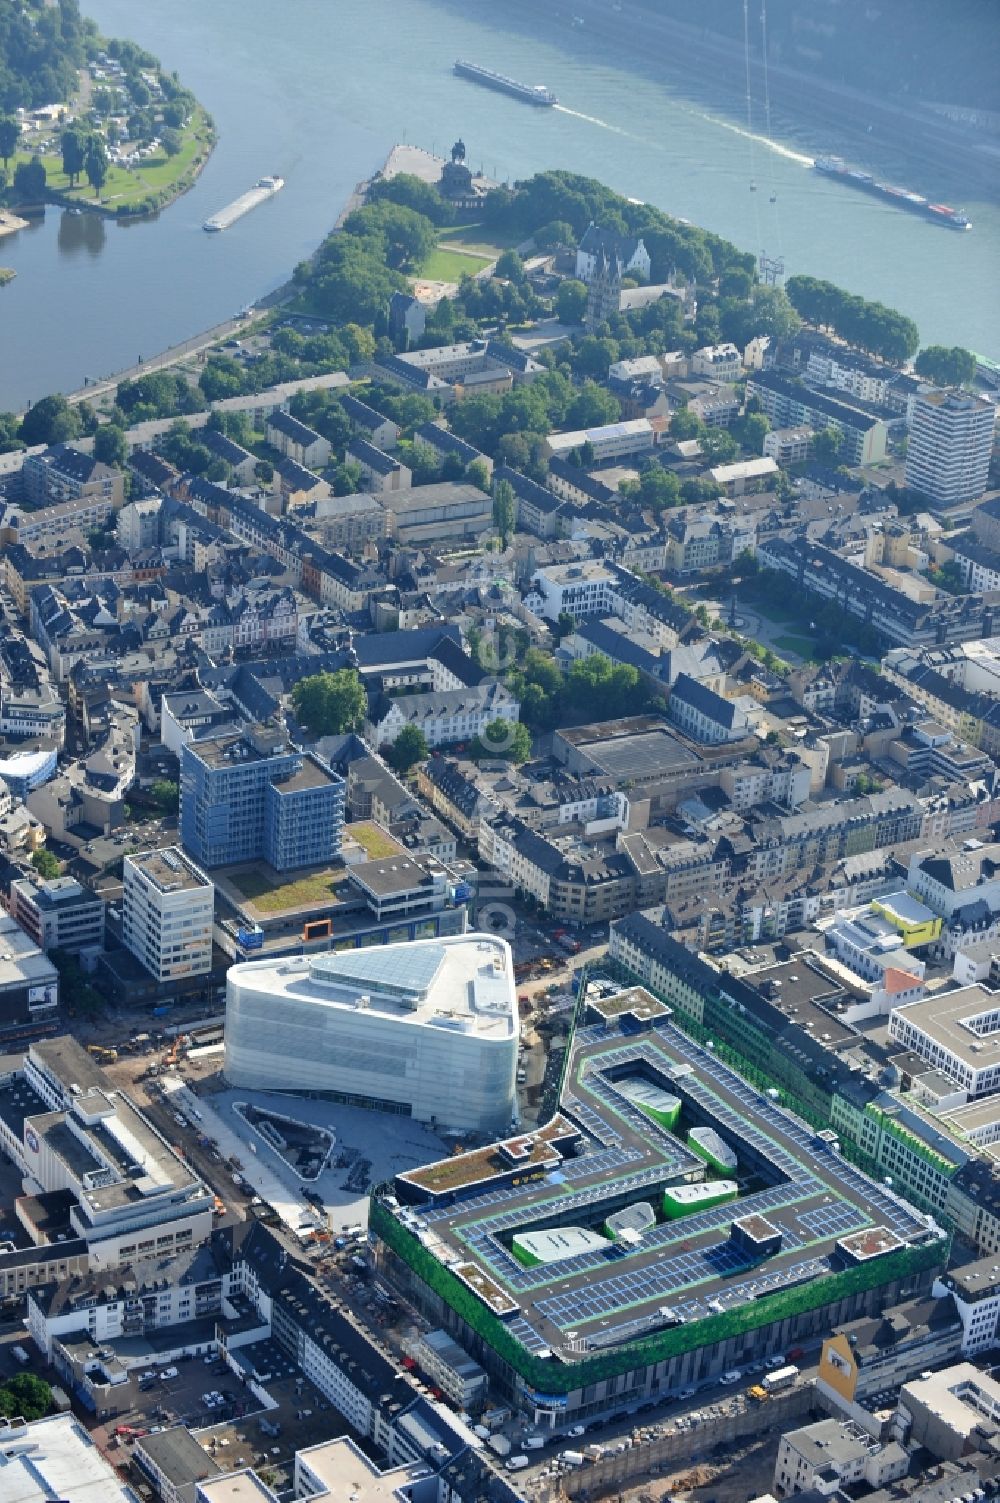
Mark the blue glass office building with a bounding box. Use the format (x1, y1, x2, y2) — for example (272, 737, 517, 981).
(180, 726, 345, 871)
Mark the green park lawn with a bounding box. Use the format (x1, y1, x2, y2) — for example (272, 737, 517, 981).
(418, 244, 491, 281)
(10, 105, 212, 212)
(436, 221, 522, 255)
(773, 633, 820, 660)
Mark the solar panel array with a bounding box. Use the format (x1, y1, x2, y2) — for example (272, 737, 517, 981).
(405, 1005, 930, 1358)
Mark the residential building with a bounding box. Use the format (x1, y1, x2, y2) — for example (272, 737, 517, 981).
(116, 495, 162, 553)
(764, 425, 813, 465)
(224, 933, 518, 1133)
(123, 847, 214, 984)
(774, 1418, 907, 1497)
(414, 420, 492, 477)
(759, 535, 996, 650)
(341, 393, 401, 450)
(952, 536, 1000, 594)
(275, 457, 330, 511)
(346, 437, 412, 493)
(200, 427, 257, 484)
(691, 343, 743, 383)
(417, 755, 497, 840)
(817, 1295, 963, 1411)
(160, 687, 231, 755)
(265, 410, 331, 468)
(21, 444, 125, 511)
(10, 875, 105, 955)
(746, 370, 888, 465)
(905, 388, 995, 505)
(0, 631, 65, 746)
(934, 1259, 1000, 1354)
(179, 725, 345, 871)
(668, 673, 753, 745)
(907, 841, 1000, 921)
(411, 1328, 488, 1412)
(493, 463, 563, 538)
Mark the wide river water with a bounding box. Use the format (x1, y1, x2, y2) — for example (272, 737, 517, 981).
(1, 0, 998, 412)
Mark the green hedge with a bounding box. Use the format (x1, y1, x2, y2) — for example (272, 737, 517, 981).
(370, 1196, 948, 1393)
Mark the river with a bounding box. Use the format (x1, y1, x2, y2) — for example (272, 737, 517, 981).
(0, 0, 998, 412)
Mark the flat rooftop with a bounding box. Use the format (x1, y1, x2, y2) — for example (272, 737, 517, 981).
(228, 933, 516, 1038)
(892, 983, 1000, 1069)
(28, 1086, 203, 1215)
(272, 755, 337, 794)
(379, 986, 935, 1367)
(127, 845, 211, 894)
(580, 728, 701, 781)
(0, 1413, 136, 1503)
(296, 1437, 433, 1499)
(197, 1471, 279, 1503)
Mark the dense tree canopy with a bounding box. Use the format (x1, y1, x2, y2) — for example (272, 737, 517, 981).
(291, 670, 367, 736)
(93, 423, 127, 467)
(785, 274, 919, 363)
(0, 1371, 51, 1421)
(342, 200, 437, 272)
(20, 392, 80, 446)
(295, 232, 407, 326)
(0, 0, 89, 113)
(914, 345, 977, 388)
(385, 724, 429, 773)
(508, 651, 654, 733)
(368, 170, 449, 224)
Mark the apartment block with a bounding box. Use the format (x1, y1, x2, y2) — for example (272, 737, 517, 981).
(123, 847, 214, 983)
(10, 875, 104, 955)
(905, 388, 995, 506)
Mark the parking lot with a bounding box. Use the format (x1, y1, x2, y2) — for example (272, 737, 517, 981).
(88, 1349, 251, 1444)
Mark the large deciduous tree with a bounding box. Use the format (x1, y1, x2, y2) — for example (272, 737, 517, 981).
(290, 670, 367, 736)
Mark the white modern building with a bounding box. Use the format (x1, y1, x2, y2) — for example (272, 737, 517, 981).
(889, 983, 1000, 1099)
(0, 1036, 213, 1268)
(123, 847, 214, 983)
(544, 417, 655, 464)
(224, 934, 518, 1133)
(905, 388, 995, 505)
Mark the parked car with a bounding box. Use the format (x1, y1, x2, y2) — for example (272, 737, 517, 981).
(720, 1370, 742, 1385)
